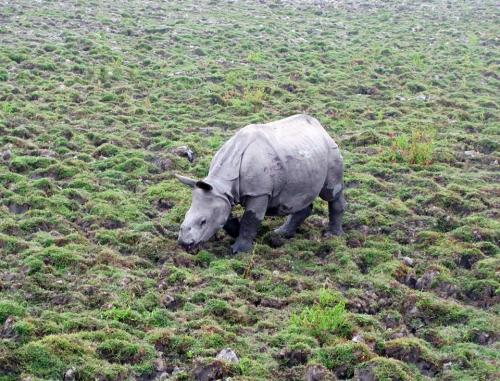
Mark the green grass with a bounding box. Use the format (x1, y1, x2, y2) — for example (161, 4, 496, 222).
(0, 0, 499, 380)
(289, 290, 352, 343)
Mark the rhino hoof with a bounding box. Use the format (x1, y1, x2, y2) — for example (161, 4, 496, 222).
(231, 240, 253, 254)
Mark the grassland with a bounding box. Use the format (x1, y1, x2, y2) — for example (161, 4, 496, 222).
(0, 0, 498, 380)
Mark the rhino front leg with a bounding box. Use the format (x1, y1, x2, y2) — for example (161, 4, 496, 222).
(223, 214, 240, 238)
(325, 190, 346, 237)
(231, 195, 268, 254)
(274, 204, 312, 238)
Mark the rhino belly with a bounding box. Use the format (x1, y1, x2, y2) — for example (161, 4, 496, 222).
(270, 151, 328, 215)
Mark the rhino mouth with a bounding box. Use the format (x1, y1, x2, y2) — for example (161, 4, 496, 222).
(179, 240, 202, 253)
(179, 234, 222, 252)
(180, 243, 198, 253)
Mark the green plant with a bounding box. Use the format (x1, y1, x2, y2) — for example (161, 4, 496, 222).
(0, 300, 26, 323)
(388, 129, 434, 165)
(289, 296, 352, 342)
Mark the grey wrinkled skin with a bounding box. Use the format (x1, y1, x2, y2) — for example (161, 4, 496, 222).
(177, 114, 345, 253)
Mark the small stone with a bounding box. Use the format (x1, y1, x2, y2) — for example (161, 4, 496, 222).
(408, 306, 419, 315)
(304, 364, 334, 381)
(172, 366, 183, 375)
(352, 334, 364, 343)
(64, 367, 76, 381)
(160, 293, 179, 310)
(37, 149, 58, 158)
(172, 145, 195, 162)
(193, 360, 227, 381)
(154, 357, 167, 372)
(464, 150, 478, 158)
(193, 47, 206, 56)
(216, 348, 239, 364)
(1, 150, 11, 161)
(157, 372, 169, 381)
(1, 316, 17, 338)
(276, 347, 309, 367)
(154, 157, 173, 171)
(402, 257, 414, 267)
(415, 269, 439, 289)
(473, 331, 493, 345)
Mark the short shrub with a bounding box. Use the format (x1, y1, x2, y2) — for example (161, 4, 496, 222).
(289, 296, 352, 343)
(0, 300, 26, 324)
(388, 129, 434, 165)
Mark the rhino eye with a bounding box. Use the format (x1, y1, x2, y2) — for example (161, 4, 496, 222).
(200, 218, 207, 226)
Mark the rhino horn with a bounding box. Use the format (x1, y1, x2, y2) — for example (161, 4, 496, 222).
(174, 173, 197, 188)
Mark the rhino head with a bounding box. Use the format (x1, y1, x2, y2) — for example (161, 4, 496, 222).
(175, 174, 231, 251)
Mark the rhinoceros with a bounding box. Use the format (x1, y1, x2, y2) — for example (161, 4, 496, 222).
(176, 114, 345, 253)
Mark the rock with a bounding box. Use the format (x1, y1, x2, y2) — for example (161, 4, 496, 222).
(0, 316, 17, 339)
(402, 257, 414, 267)
(193, 360, 230, 381)
(1, 150, 11, 161)
(7, 202, 30, 214)
(155, 372, 169, 381)
(36, 149, 58, 158)
(464, 150, 478, 158)
(345, 131, 380, 147)
(160, 293, 184, 310)
(259, 297, 287, 309)
(156, 198, 173, 211)
(415, 269, 439, 290)
(352, 334, 364, 343)
(172, 145, 195, 162)
(275, 347, 310, 367)
(154, 357, 167, 372)
(304, 364, 335, 381)
(389, 330, 409, 340)
(64, 367, 76, 381)
(355, 368, 376, 381)
(473, 331, 493, 345)
(458, 251, 483, 269)
(173, 253, 195, 268)
(172, 366, 183, 375)
(200, 127, 217, 135)
(154, 157, 173, 171)
(193, 47, 206, 56)
(436, 282, 459, 298)
(263, 231, 286, 248)
(384, 340, 439, 377)
(216, 348, 239, 364)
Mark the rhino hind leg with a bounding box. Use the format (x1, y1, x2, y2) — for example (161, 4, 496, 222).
(274, 204, 312, 238)
(325, 189, 346, 237)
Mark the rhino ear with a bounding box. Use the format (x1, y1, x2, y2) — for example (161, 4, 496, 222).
(195, 180, 213, 191)
(174, 173, 197, 188)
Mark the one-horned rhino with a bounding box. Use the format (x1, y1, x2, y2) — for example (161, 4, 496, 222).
(176, 114, 346, 253)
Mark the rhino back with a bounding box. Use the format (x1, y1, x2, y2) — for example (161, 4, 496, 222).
(239, 115, 338, 213)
